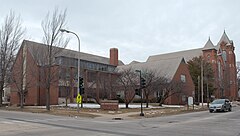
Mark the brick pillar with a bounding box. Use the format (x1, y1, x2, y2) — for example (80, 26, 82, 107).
(110, 48, 118, 66)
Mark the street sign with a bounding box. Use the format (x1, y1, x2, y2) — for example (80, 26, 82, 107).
(188, 97, 193, 106)
(76, 93, 82, 104)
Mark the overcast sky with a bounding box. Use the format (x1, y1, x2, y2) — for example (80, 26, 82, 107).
(1, 0, 240, 64)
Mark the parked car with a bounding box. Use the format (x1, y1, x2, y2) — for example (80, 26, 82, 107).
(209, 99, 232, 113)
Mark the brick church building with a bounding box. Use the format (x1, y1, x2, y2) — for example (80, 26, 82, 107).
(147, 31, 238, 100)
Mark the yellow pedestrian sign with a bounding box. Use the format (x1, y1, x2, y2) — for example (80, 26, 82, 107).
(76, 93, 82, 104)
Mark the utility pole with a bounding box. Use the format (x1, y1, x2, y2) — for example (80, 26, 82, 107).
(135, 70, 145, 116)
(207, 77, 209, 107)
(201, 59, 204, 108)
(198, 76, 200, 104)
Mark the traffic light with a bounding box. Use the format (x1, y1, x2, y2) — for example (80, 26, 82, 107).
(79, 77, 83, 88)
(79, 77, 84, 95)
(135, 89, 140, 96)
(140, 77, 146, 88)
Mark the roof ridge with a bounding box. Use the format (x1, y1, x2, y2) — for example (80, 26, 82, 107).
(22, 39, 125, 66)
(218, 30, 231, 45)
(117, 57, 184, 80)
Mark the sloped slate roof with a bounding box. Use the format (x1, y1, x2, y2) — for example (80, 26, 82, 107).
(218, 31, 231, 45)
(203, 38, 215, 50)
(23, 40, 124, 66)
(117, 57, 185, 80)
(147, 48, 203, 62)
(215, 31, 233, 51)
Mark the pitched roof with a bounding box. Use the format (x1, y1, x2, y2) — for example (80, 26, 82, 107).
(129, 60, 141, 65)
(218, 30, 231, 45)
(117, 57, 185, 80)
(23, 40, 124, 66)
(214, 31, 234, 51)
(147, 48, 203, 62)
(203, 37, 215, 50)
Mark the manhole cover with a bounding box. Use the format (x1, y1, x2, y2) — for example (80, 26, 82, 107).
(112, 117, 123, 120)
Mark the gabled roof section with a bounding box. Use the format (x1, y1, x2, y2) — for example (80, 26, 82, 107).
(23, 40, 124, 66)
(147, 48, 202, 62)
(202, 37, 215, 50)
(218, 30, 231, 45)
(117, 57, 185, 80)
(129, 60, 140, 65)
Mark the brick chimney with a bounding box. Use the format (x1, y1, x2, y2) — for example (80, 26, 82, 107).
(110, 48, 118, 66)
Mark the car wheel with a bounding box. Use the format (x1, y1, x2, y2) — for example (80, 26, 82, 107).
(209, 110, 213, 113)
(229, 107, 232, 112)
(222, 106, 226, 112)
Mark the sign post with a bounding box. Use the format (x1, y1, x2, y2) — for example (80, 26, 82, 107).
(76, 93, 82, 113)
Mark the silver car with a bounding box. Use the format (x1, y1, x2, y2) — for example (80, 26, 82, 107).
(209, 99, 232, 113)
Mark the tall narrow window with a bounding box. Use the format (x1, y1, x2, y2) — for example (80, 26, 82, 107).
(181, 75, 186, 83)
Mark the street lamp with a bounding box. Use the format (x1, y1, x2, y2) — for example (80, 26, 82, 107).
(60, 29, 81, 112)
(201, 59, 204, 108)
(135, 70, 144, 116)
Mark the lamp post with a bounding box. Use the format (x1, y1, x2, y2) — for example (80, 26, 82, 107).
(60, 29, 81, 112)
(201, 59, 204, 108)
(135, 70, 144, 116)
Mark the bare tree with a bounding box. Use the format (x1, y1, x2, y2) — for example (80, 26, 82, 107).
(157, 80, 184, 106)
(141, 70, 167, 108)
(40, 8, 69, 110)
(98, 73, 118, 101)
(11, 45, 37, 108)
(117, 68, 138, 108)
(0, 11, 24, 106)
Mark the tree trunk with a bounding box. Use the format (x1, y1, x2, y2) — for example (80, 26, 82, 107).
(46, 88, 50, 110)
(0, 89, 3, 107)
(65, 97, 68, 107)
(146, 95, 149, 108)
(20, 93, 24, 109)
(159, 99, 164, 106)
(126, 103, 129, 108)
(158, 95, 164, 106)
(0, 83, 4, 106)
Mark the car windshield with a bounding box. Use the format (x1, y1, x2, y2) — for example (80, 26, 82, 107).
(211, 99, 225, 104)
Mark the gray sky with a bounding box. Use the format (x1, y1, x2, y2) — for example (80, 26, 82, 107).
(1, 0, 240, 64)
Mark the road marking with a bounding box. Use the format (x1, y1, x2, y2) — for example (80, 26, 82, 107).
(0, 120, 27, 124)
(5, 118, 142, 136)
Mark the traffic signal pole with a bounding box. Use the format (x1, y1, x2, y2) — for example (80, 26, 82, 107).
(135, 70, 144, 116)
(79, 77, 84, 108)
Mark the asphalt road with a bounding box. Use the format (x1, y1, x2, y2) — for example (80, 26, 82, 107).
(0, 107, 240, 136)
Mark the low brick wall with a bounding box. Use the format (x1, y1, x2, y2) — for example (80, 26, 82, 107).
(100, 100, 119, 111)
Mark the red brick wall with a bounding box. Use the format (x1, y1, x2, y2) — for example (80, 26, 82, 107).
(225, 44, 238, 99)
(10, 44, 40, 106)
(165, 61, 195, 105)
(202, 42, 238, 100)
(10, 44, 60, 106)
